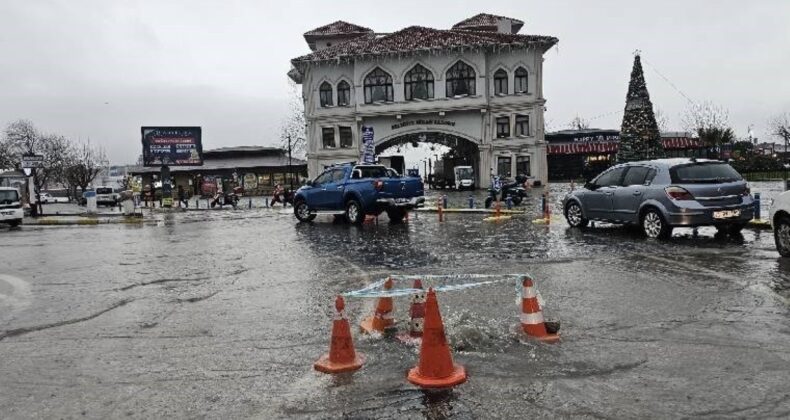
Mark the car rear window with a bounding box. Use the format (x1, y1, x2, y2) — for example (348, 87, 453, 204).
(670, 163, 742, 183)
(356, 166, 388, 178)
(96, 188, 113, 194)
(0, 190, 19, 204)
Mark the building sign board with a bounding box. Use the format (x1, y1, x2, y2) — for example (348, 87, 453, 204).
(391, 119, 456, 130)
(141, 126, 203, 167)
(21, 154, 45, 169)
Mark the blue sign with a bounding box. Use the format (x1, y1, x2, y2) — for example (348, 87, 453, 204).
(361, 126, 375, 164)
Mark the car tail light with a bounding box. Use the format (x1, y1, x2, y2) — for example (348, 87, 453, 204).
(373, 180, 384, 191)
(665, 186, 694, 201)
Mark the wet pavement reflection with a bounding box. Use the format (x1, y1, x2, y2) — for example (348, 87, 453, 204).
(0, 182, 789, 418)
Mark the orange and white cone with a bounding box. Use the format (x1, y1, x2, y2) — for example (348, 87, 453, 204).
(360, 277, 396, 334)
(314, 296, 365, 374)
(407, 288, 467, 388)
(520, 277, 560, 344)
(398, 279, 425, 344)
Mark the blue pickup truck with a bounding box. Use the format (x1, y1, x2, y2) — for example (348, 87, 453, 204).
(293, 164, 425, 224)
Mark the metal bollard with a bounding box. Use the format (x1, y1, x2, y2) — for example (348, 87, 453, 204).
(468, 195, 474, 209)
(506, 196, 513, 210)
(437, 197, 444, 222)
(264, 197, 269, 208)
(248, 197, 252, 209)
(753, 192, 761, 220)
(442, 195, 448, 209)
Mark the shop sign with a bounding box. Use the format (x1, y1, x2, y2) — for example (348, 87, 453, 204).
(243, 173, 258, 189)
(391, 119, 456, 130)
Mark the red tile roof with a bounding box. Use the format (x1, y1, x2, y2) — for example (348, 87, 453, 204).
(452, 13, 524, 31)
(303, 20, 373, 37)
(292, 25, 557, 65)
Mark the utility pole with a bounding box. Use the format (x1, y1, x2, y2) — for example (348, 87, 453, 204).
(287, 134, 293, 190)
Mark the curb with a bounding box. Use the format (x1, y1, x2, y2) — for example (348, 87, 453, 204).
(747, 219, 771, 230)
(416, 207, 525, 215)
(25, 217, 145, 226)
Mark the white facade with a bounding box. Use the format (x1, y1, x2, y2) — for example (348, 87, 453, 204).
(291, 17, 557, 188)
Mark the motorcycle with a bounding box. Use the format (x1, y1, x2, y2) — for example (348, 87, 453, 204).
(484, 175, 528, 208)
(210, 191, 239, 209)
(271, 188, 295, 207)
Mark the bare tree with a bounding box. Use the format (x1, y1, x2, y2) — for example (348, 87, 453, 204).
(63, 140, 108, 197)
(4, 119, 71, 191)
(654, 107, 669, 133)
(568, 115, 590, 130)
(681, 101, 735, 148)
(0, 139, 15, 170)
(279, 79, 307, 158)
(771, 113, 790, 143)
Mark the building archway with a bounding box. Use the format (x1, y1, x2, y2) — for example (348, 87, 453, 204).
(375, 131, 481, 189)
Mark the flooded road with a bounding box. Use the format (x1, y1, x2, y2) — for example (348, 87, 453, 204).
(1, 183, 789, 418)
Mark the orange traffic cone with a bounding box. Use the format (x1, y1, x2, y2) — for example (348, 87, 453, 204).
(408, 279, 426, 338)
(397, 279, 425, 345)
(314, 296, 365, 373)
(360, 277, 396, 334)
(520, 277, 560, 344)
(407, 288, 467, 388)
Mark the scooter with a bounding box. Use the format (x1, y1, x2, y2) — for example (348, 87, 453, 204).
(485, 176, 528, 208)
(211, 191, 239, 209)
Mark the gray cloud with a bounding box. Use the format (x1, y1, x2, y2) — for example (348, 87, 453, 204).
(1, 0, 789, 163)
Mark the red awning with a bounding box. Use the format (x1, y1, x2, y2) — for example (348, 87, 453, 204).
(547, 138, 700, 155)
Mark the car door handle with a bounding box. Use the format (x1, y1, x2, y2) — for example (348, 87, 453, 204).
(633, 191, 642, 196)
(336, 186, 343, 190)
(604, 192, 614, 196)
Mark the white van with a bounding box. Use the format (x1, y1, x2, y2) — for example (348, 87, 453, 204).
(95, 186, 118, 206)
(0, 187, 24, 227)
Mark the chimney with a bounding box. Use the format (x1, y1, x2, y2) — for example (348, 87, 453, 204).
(496, 18, 512, 34)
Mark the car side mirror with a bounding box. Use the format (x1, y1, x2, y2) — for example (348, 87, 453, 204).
(585, 182, 597, 190)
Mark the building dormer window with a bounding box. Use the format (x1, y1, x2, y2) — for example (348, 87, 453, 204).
(363, 68, 393, 103)
(319, 82, 333, 107)
(446, 61, 476, 97)
(515, 67, 528, 93)
(494, 69, 508, 95)
(404, 64, 434, 100)
(337, 81, 351, 106)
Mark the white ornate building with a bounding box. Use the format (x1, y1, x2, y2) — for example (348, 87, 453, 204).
(289, 13, 558, 187)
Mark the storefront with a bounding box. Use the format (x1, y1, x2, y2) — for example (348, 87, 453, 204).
(129, 146, 307, 197)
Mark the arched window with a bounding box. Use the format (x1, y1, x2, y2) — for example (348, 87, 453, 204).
(337, 81, 351, 106)
(404, 64, 434, 100)
(514, 67, 528, 93)
(319, 82, 333, 107)
(363, 68, 393, 103)
(493, 69, 508, 95)
(446, 61, 476, 97)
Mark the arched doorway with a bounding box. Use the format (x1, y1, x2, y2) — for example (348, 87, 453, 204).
(375, 131, 481, 189)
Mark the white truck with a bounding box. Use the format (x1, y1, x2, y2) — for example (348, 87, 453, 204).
(454, 166, 475, 190)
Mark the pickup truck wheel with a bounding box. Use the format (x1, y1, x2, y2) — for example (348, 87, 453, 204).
(294, 200, 315, 222)
(345, 199, 365, 224)
(386, 208, 406, 224)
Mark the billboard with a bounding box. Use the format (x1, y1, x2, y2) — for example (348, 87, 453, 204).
(141, 126, 203, 167)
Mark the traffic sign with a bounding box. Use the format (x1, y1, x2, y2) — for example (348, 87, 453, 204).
(21, 154, 44, 169)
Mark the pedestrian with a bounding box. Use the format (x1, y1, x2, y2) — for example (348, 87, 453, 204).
(178, 185, 188, 208)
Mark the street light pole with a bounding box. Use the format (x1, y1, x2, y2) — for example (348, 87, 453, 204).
(287, 134, 293, 190)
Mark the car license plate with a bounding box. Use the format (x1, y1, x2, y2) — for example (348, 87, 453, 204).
(1, 211, 13, 215)
(713, 209, 740, 219)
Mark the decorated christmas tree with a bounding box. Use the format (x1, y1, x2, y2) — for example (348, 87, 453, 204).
(617, 53, 664, 162)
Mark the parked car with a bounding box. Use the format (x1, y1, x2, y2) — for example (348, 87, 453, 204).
(0, 187, 24, 228)
(95, 186, 119, 206)
(293, 163, 425, 224)
(39, 192, 69, 204)
(769, 190, 790, 257)
(563, 158, 754, 238)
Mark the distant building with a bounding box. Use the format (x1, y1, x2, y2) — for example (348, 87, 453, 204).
(546, 129, 701, 180)
(289, 13, 559, 187)
(0, 170, 26, 191)
(129, 146, 307, 196)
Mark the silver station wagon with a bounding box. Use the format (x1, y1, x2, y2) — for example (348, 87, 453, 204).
(563, 158, 754, 238)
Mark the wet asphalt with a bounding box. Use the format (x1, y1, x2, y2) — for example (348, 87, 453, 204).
(1, 182, 789, 419)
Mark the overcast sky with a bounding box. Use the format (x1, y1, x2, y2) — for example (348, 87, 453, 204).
(1, 0, 789, 164)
